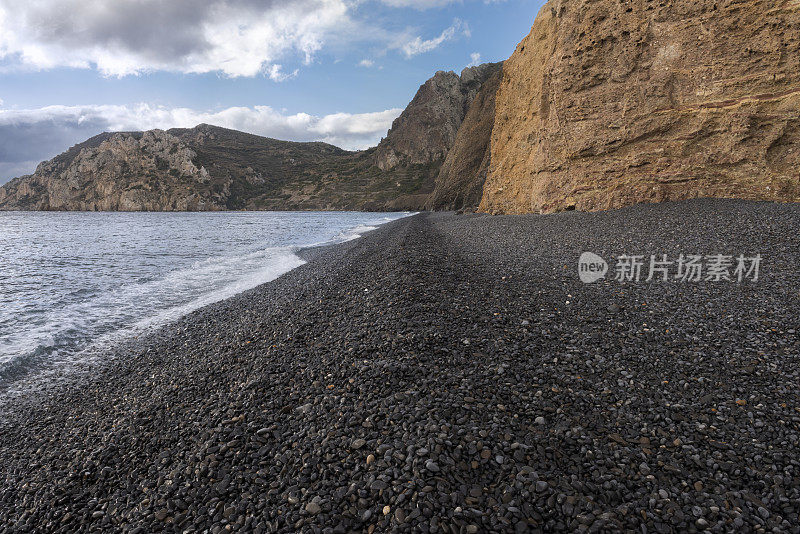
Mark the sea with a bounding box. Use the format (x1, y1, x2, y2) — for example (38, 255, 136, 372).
(0, 211, 410, 393)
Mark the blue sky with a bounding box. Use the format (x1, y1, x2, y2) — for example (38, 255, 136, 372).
(0, 0, 545, 183)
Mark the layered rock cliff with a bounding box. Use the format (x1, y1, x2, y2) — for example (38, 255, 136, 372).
(480, 0, 800, 214)
(0, 64, 501, 212)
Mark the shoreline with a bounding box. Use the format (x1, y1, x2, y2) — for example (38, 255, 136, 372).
(1, 199, 799, 532)
(0, 213, 412, 401)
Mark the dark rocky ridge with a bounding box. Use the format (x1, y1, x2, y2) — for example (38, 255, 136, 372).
(374, 63, 502, 171)
(426, 66, 502, 211)
(1, 199, 798, 532)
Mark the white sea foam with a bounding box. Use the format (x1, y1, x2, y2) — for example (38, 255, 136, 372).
(0, 246, 306, 387)
(337, 224, 379, 242)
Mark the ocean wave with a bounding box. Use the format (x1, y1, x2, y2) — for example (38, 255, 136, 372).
(0, 246, 305, 389)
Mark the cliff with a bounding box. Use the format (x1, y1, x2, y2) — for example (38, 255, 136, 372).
(480, 0, 800, 214)
(375, 63, 501, 171)
(373, 62, 503, 210)
(0, 65, 501, 212)
(0, 130, 220, 211)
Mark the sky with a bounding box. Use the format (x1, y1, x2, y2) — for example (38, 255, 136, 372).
(0, 0, 545, 184)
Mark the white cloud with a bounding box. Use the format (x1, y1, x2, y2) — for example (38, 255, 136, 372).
(0, 0, 354, 77)
(0, 0, 484, 77)
(381, 0, 458, 8)
(381, 0, 506, 9)
(401, 19, 469, 58)
(267, 65, 299, 82)
(466, 52, 481, 67)
(358, 59, 375, 68)
(0, 104, 403, 183)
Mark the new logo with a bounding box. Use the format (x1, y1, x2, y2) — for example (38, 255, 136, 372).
(578, 252, 608, 283)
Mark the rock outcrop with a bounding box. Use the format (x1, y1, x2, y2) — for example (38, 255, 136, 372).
(426, 66, 502, 211)
(372, 62, 502, 211)
(0, 130, 218, 211)
(480, 0, 800, 214)
(374, 63, 502, 171)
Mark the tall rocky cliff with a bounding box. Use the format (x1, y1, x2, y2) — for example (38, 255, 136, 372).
(479, 0, 800, 214)
(0, 64, 501, 212)
(374, 62, 502, 210)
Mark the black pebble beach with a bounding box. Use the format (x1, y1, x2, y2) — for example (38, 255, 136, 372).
(1, 199, 799, 533)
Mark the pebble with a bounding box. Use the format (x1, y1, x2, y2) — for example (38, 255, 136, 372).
(1, 202, 797, 534)
(371, 480, 388, 492)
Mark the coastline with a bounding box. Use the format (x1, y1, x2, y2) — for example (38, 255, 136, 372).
(0, 212, 411, 400)
(1, 199, 799, 532)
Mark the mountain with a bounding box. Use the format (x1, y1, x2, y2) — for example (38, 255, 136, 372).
(0, 127, 351, 211)
(0, 64, 501, 212)
(375, 63, 501, 171)
(4, 0, 800, 215)
(478, 0, 800, 213)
